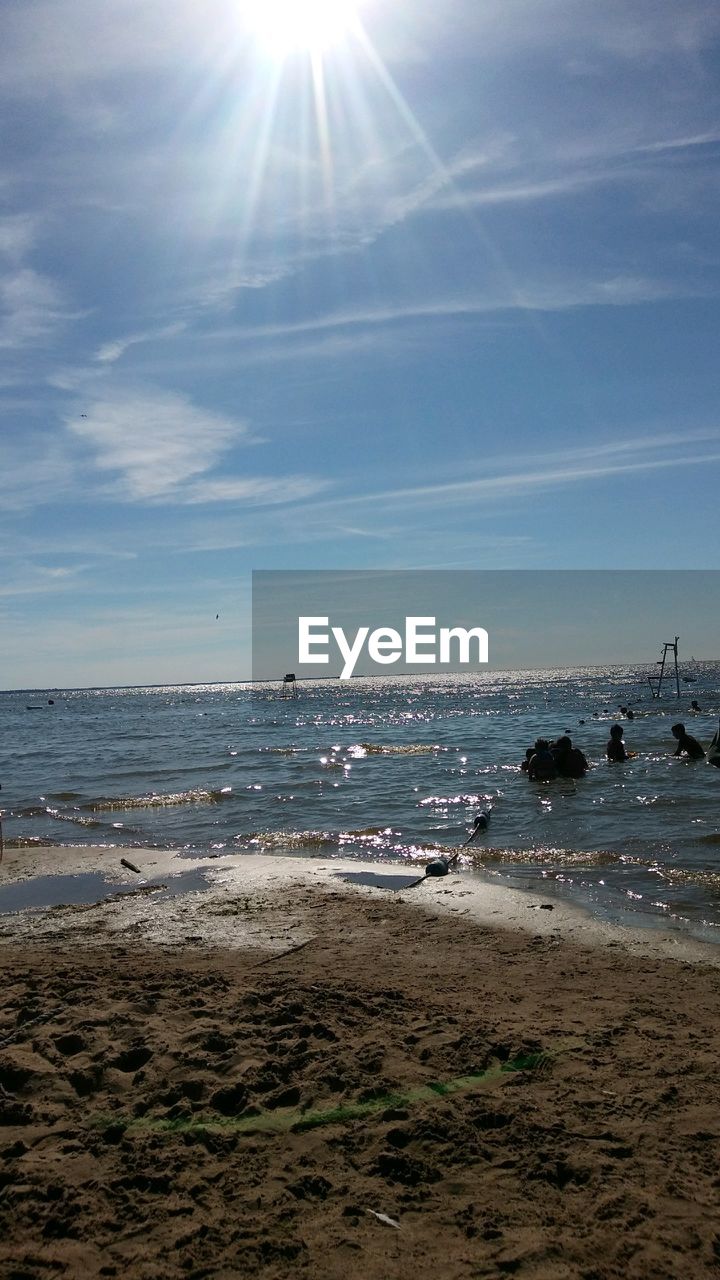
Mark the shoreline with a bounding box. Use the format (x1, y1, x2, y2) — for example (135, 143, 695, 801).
(1, 843, 719, 967)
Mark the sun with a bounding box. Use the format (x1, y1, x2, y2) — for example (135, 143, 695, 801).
(242, 0, 361, 56)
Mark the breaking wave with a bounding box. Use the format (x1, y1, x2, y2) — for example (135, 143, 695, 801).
(76, 788, 233, 812)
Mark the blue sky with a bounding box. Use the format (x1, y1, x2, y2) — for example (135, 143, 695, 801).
(2, 0, 720, 687)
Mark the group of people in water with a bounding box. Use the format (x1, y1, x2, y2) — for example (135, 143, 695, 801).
(521, 718, 708, 780)
(521, 735, 589, 781)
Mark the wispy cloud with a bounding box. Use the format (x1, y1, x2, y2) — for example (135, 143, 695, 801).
(66, 390, 252, 500)
(0, 267, 79, 350)
(430, 169, 619, 212)
(182, 476, 329, 505)
(194, 264, 302, 310)
(632, 129, 720, 155)
(0, 433, 75, 513)
(204, 273, 697, 353)
(65, 388, 328, 507)
(310, 430, 720, 512)
(0, 560, 92, 600)
(93, 322, 187, 364)
(0, 214, 39, 260)
(141, 431, 720, 558)
(0, 211, 82, 353)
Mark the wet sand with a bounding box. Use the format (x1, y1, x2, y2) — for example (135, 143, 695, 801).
(1, 847, 720, 1277)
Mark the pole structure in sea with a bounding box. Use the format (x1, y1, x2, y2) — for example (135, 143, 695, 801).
(281, 673, 299, 699)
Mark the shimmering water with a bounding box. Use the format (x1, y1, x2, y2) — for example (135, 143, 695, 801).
(2, 666, 720, 938)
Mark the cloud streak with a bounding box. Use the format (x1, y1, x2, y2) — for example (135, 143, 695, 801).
(93, 322, 187, 365)
(309, 431, 720, 513)
(203, 273, 698, 353)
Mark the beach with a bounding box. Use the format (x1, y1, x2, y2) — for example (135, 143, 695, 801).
(1, 846, 720, 1278)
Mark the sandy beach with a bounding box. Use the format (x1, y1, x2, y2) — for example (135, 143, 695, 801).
(1, 846, 720, 1277)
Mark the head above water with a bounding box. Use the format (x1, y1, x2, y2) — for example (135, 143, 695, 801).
(671, 723, 685, 738)
(555, 736, 572, 750)
(610, 724, 624, 738)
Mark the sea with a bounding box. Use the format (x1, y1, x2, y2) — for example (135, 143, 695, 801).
(2, 664, 720, 943)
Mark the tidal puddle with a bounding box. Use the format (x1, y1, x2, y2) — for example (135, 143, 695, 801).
(334, 870, 421, 891)
(0, 868, 214, 914)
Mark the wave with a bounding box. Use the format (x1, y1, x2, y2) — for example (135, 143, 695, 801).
(234, 827, 424, 856)
(236, 830, 339, 852)
(77, 787, 233, 812)
(228, 828, 684, 872)
(468, 845, 633, 868)
(11, 787, 234, 821)
(45, 808, 104, 828)
(418, 794, 490, 808)
(2, 836, 61, 849)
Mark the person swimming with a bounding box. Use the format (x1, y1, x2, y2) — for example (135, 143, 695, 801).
(552, 735, 589, 778)
(607, 724, 629, 762)
(671, 723, 705, 760)
(527, 739, 557, 782)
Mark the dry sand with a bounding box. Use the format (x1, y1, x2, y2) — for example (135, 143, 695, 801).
(1, 846, 720, 1278)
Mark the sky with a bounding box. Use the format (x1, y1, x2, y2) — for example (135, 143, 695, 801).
(2, 0, 720, 687)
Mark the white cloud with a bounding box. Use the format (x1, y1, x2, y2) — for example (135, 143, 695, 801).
(0, 215, 38, 260)
(183, 475, 330, 505)
(430, 170, 617, 212)
(0, 267, 78, 350)
(64, 388, 329, 507)
(66, 390, 250, 500)
(93, 321, 187, 364)
(350, 145, 507, 245)
(195, 264, 301, 310)
(632, 130, 720, 155)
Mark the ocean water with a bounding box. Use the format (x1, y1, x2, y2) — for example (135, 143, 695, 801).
(2, 665, 720, 941)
